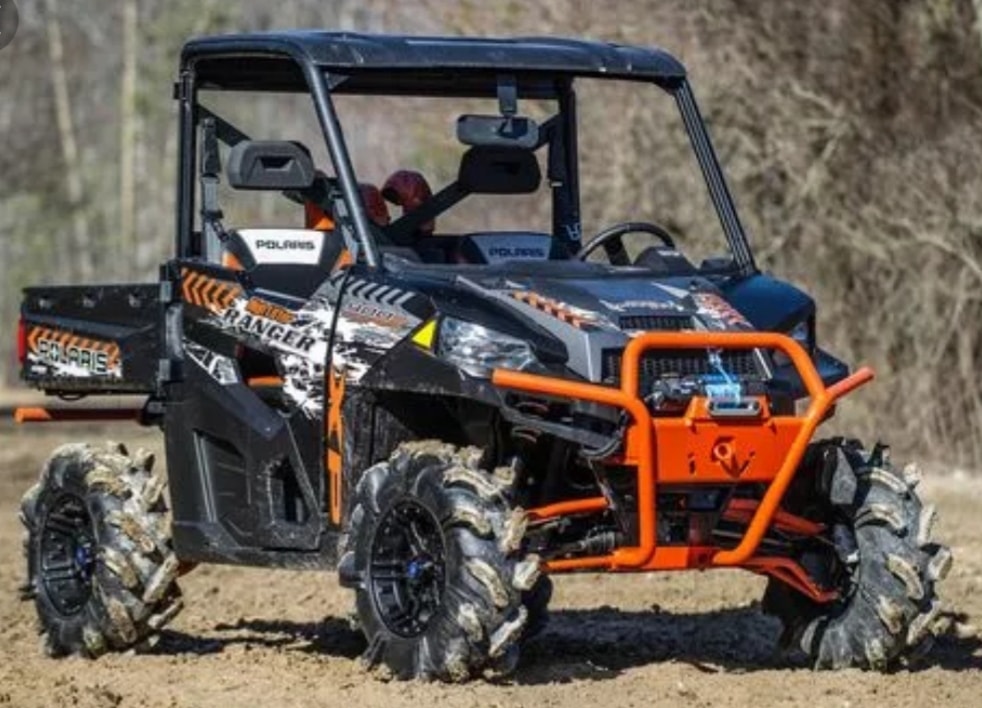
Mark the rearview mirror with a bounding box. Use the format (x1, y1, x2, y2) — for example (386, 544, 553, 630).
(226, 140, 316, 191)
(456, 115, 540, 150)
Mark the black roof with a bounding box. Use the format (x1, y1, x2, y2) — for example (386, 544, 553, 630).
(181, 31, 686, 85)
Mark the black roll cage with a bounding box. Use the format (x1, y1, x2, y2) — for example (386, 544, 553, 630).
(174, 41, 757, 275)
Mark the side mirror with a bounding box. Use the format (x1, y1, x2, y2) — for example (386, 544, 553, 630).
(457, 114, 540, 150)
(226, 140, 315, 191)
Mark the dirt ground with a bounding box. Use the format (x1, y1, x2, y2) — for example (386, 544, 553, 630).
(0, 421, 979, 708)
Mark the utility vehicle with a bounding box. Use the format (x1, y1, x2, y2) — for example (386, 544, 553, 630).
(15, 31, 950, 680)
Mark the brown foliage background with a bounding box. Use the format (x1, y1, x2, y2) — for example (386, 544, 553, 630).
(1, 0, 980, 467)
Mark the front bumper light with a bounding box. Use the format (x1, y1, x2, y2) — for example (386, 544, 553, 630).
(438, 317, 537, 377)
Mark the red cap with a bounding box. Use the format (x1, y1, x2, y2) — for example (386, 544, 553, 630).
(382, 170, 434, 234)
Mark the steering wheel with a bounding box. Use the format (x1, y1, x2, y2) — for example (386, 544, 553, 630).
(577, 221, 677, 266)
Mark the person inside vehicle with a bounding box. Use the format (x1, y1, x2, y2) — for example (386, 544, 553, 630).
(382, 170, 435, 239)
(381, 169, 447, 262)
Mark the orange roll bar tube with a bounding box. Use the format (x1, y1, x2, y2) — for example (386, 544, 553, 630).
(492, 331, 875, 572)
(490, 368, 657, 567)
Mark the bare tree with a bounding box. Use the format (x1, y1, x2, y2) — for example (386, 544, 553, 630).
(42, 0, 93, 282)
(120, 0, 138, 265)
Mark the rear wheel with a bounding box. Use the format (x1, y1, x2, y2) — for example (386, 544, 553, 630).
(20, 442, 183, 657)
(339, 441, 542, 681)
(763, 439, 952, 669)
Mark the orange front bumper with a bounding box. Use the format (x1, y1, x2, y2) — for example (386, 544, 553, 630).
(492, 331, 873, 593)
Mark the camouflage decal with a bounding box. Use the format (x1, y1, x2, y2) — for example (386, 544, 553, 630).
(182, 267, 420, 418)
(325, 275, 422, 382)
(184, 340, 239, 385)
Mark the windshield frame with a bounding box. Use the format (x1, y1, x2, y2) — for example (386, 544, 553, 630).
(176, 53, 756, 276)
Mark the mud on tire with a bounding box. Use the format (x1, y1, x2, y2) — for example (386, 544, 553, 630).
(20, 442, 183, 657)
(338, 441, 542, 681)
(763, 439, 952, 670)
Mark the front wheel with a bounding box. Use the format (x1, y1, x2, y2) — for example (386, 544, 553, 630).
(763, 439, 952, 670)
(338, 441, 542, 681)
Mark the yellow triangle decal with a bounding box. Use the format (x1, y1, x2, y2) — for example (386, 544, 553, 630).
(411, 319, 438, 350)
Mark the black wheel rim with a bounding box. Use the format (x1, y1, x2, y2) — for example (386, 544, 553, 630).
(39, 494, 96, 616)
(369, 499, 447, 638)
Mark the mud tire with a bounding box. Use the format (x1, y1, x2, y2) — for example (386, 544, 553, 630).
(20, 442, 183, 657)
(522, 575, 553, 641)
(763, 439, 951, 670)
(340, 441, 540, 681)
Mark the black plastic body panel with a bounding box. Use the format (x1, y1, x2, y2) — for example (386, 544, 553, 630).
(721, 274, 814, 332)
(721, 273, 849, 396)
(164, 374, 333, 568)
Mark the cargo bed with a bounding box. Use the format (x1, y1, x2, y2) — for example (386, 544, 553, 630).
(20, 282, 171, 395)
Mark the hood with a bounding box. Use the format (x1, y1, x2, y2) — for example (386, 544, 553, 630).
(454, 264, 756, 382)
(483, 273, 753, 333)
(388, 259, 759, 383)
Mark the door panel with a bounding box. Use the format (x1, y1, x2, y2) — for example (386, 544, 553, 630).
(168, 260, 339, 558)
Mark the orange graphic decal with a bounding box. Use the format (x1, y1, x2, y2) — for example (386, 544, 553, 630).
(180, 267, 243, 313)
(510, 290, 598, 330)
(245, 298, 296, 324)
(326, 366, 346, 525)
(332, 249, 353, 274)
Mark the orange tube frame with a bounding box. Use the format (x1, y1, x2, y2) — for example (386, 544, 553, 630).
(492, 332, 874, 582)
(14, 406, 144, 424)
(246, 375, 285, 388)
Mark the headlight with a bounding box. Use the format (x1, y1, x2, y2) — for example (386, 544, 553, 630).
(787, 319, 811, 350)
(438, 317, 537, 377)
(773, 317, 813, 366)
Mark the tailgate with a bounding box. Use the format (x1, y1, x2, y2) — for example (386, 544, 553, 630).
(20, 283, 170, 394)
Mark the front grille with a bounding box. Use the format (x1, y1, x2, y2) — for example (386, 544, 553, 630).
(602, 348, 762, 390)
(618, 314, 693, 331)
